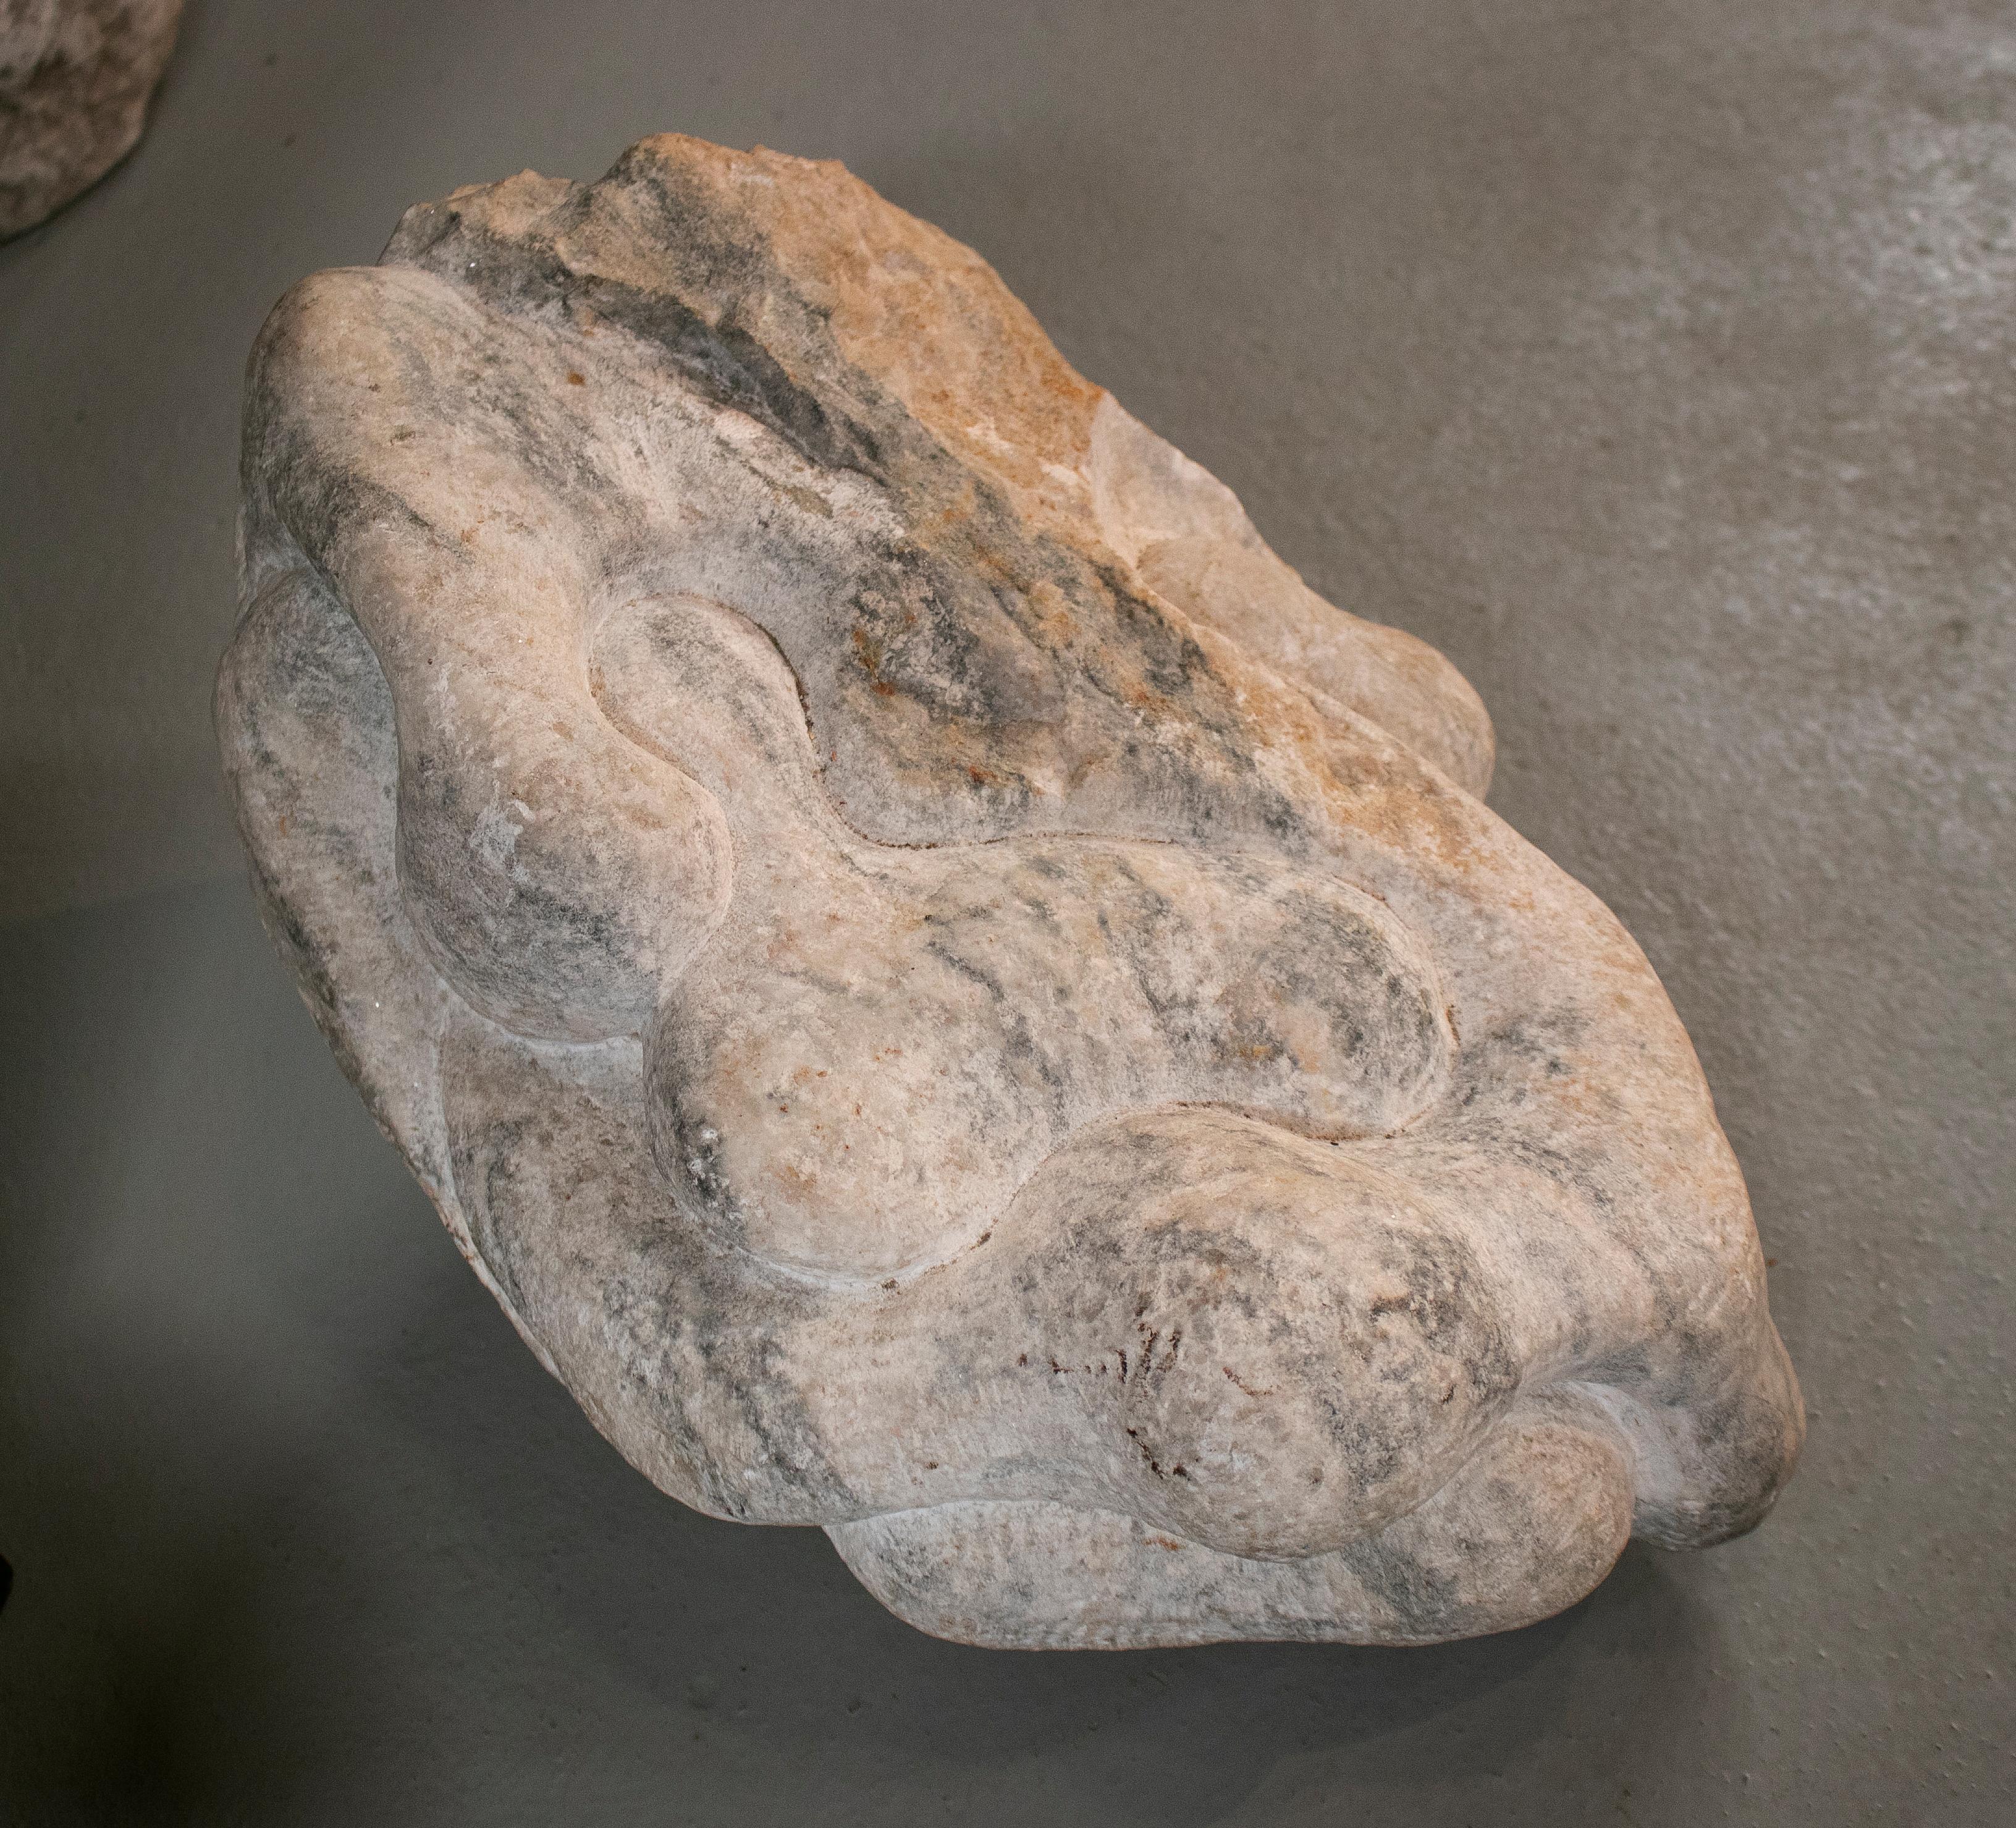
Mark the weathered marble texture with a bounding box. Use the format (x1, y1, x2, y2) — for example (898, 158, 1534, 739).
(216, 134, 1802, 1649)
(0, 0, 181, 239)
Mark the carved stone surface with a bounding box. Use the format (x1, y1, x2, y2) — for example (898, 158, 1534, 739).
(0, 0, 180, 239)
(216, 133, 1802, 1649)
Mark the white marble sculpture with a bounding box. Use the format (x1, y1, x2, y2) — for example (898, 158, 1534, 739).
(217, 135, 1802, 1648)
(0, 0, 182, 239)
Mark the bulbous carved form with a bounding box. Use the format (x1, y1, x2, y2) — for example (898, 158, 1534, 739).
(217, 135, 1802, 1648)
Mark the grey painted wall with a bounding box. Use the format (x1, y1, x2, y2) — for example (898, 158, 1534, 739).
(1, 0, 2010, 1820)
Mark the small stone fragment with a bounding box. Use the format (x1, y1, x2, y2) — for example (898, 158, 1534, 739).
(0, 0, 183, 239)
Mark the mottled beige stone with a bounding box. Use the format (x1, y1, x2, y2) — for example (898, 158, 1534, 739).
(0, 0, 180, 238)
(217, 134, 1802, 1648)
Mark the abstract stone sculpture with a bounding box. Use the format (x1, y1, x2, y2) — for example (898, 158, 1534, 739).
(0, 0, 182, 239)
(217, 135, 1802, 1648)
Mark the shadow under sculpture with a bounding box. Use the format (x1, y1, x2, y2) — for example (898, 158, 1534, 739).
(216, 133, 1802, 1650)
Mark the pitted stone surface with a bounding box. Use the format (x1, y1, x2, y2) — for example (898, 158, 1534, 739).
(0, 0, 181, 239)
(216, 133, 1802, 1648)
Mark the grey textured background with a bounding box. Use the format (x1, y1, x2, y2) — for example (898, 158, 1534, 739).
(2, 0, 2010, 1821)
